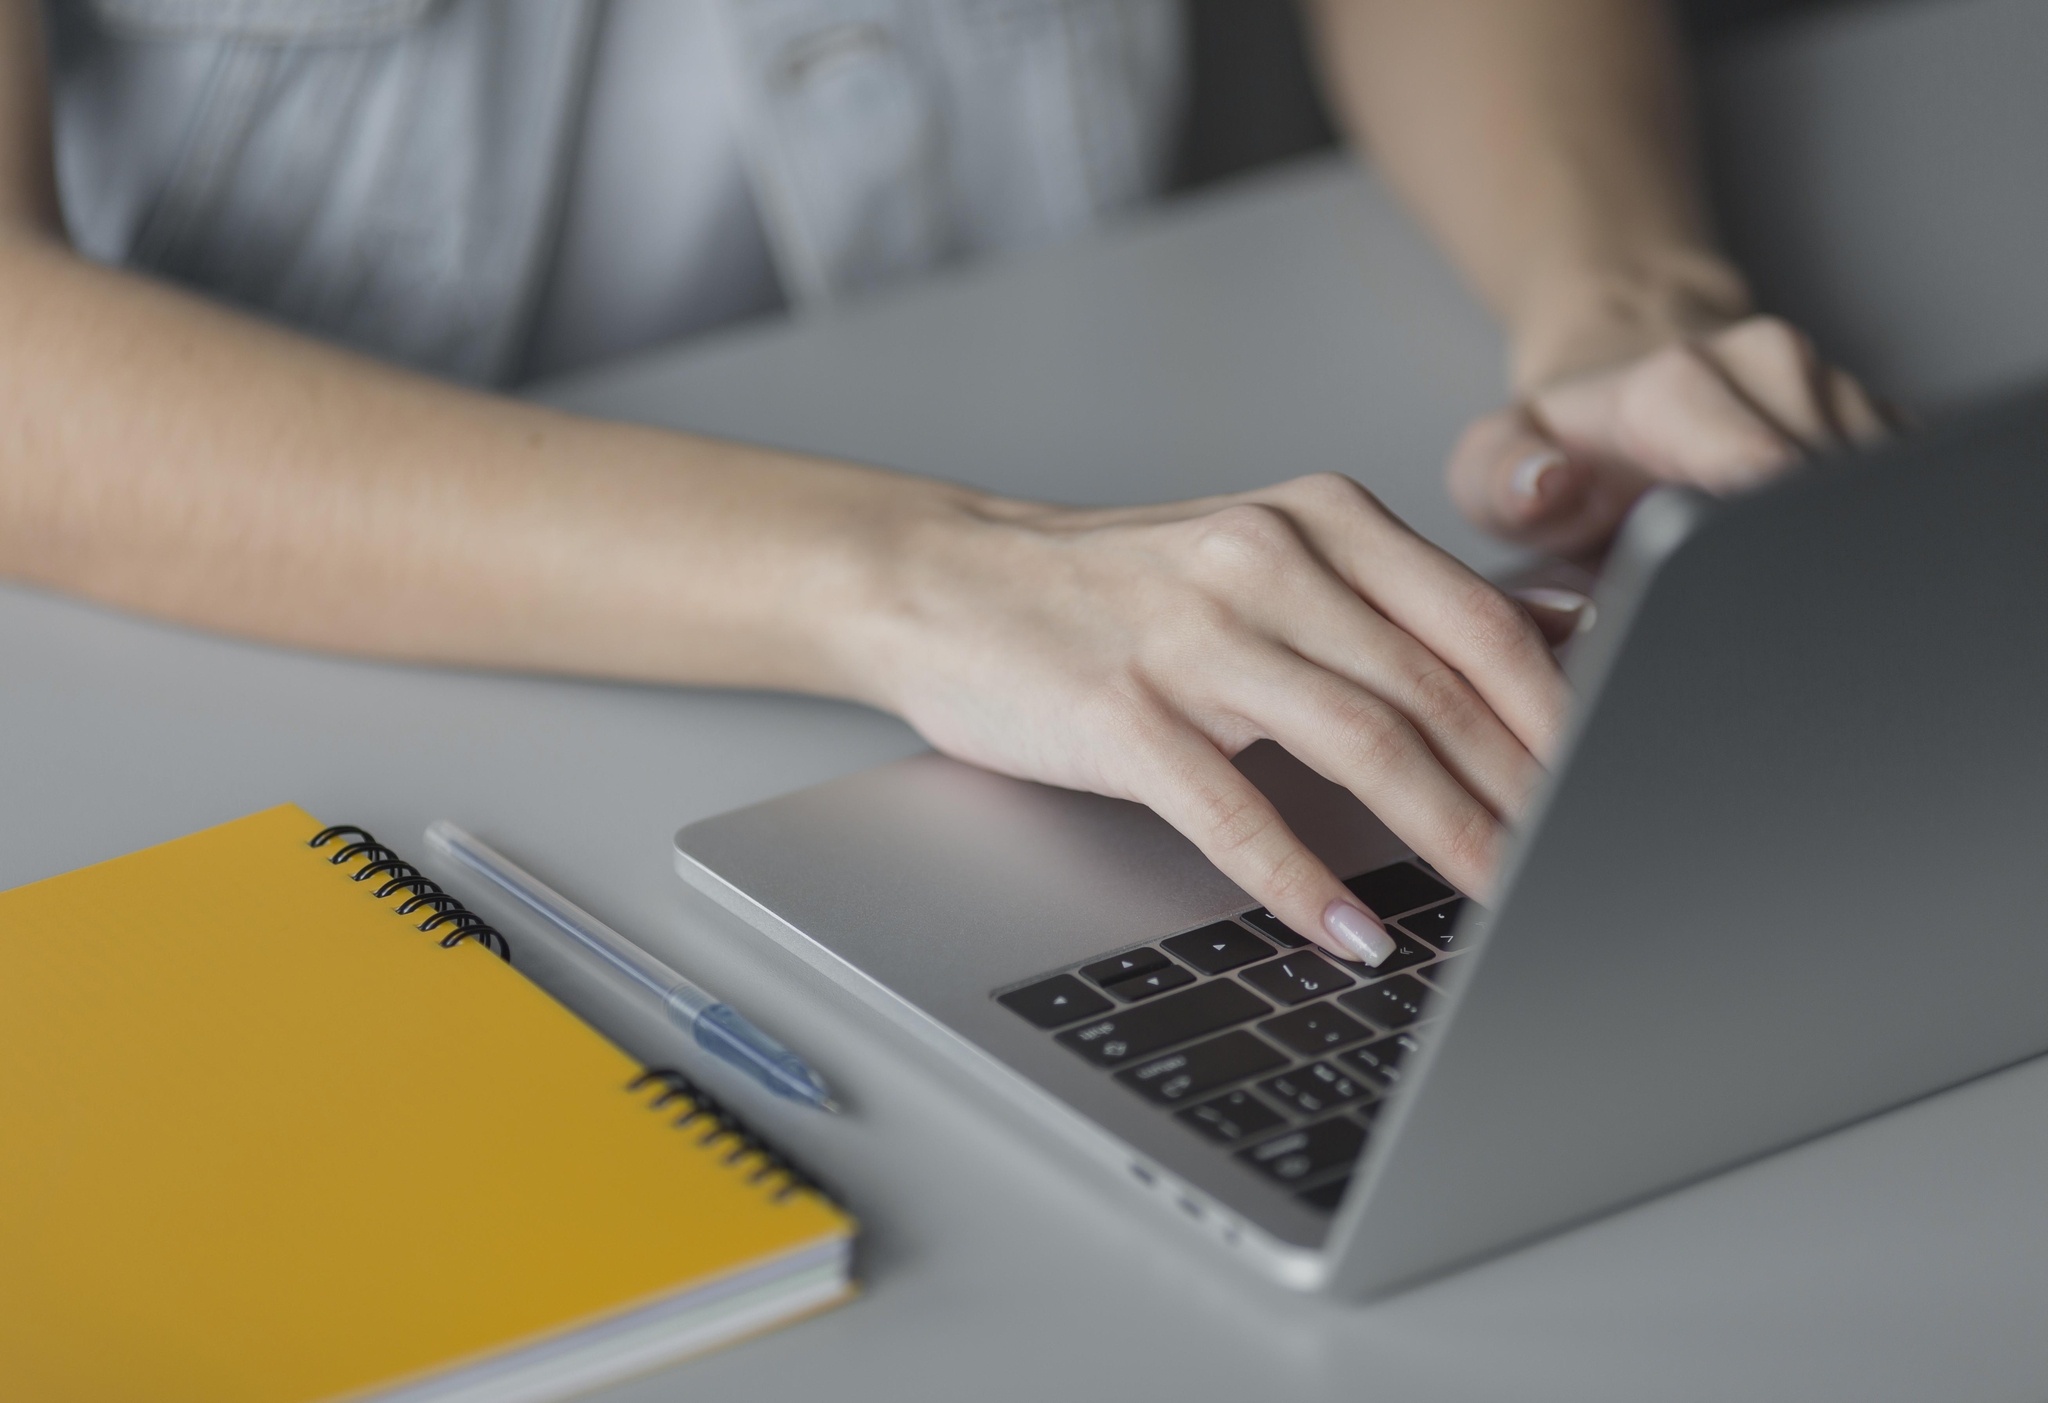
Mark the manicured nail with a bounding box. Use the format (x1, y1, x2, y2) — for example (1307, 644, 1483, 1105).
(1510, 448, 1569, 505)
(1322, 900, 1396, 965)
(1509, 586, 1598, 634)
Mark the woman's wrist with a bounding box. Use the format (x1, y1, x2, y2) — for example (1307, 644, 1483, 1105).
(794, 469, 1037, 713)
(1506, 246, 1754, 393)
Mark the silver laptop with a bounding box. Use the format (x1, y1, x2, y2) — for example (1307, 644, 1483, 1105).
(674, 390, 2048, 1298)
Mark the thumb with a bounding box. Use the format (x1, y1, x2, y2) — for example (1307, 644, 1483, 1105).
(1446, 406, 1650, 558)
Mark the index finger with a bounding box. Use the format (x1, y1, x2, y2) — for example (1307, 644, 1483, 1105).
(1447, 405, 1651, 559)
(1125, 718, 1397, 967)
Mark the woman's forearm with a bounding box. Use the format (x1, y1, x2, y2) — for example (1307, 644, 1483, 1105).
(0, 232, 981, 698)
(0, 0, 970, 701)
(1306, 0, 1752, 387)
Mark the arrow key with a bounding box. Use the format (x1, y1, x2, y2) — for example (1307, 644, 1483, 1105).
(1163, 921, 1275, 974)
(997, 974, 1113, 1029)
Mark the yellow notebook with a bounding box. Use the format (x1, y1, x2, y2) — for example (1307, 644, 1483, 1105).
(0, 805, 855, 1403)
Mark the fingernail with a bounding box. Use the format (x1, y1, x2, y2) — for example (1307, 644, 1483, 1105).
(1509, 586, 1598, 634)
(1322, 900, 1396, 965)
(1510, 448, 1569, 502)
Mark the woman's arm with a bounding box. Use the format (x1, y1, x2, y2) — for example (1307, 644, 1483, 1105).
(0, 10, 910, 694)
(0, 2, 1568, 964)
(1307, 0, 1889, 555)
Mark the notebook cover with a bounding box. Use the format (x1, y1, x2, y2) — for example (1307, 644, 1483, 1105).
(0, 805, 853, 1402)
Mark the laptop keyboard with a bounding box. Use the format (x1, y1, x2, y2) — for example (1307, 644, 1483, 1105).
(993, 862, 1470, 1215)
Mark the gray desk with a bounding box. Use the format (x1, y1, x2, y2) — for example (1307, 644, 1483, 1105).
(7, 1, 2048, 1398)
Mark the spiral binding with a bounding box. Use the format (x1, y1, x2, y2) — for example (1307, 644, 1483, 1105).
(627, 1068, 829, 1203)
(307, 828, 817, 1199)
(307, 824, 512, 961)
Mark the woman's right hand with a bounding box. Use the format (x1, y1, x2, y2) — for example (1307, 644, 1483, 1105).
(1449, 316, 1892, 559)
(838, 472, 1572, 966)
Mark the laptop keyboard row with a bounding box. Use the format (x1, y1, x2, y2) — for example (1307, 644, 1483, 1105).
(994, 862, 1472, 1214)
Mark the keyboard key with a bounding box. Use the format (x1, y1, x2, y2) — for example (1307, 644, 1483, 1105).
(1102, 963, 1194, 1002)
(1344, 862, 1456, 919)
(1178, 1088, 1287, 1145)
(1056, 980, 1271, 1066)
(1418, 954, 1465, 989)
(1237, 1117, 1368, 1185)
(1116, 1031, 1289, 1105)
(997, 974, 1112, 1029)
(1240, 952, 1355, 1006)
(1359, 930, 1437, 978)
(1338, 974, 1434, 1030)
(1081, 947, 1170, 986)
(1340, 1032, 1423, 1087)
(1297, 1176, 1352, 1213)
(1396, 898, 1470, 952)
(1258, 1061, 1374, 1117)
(1260, 1002, 1373, 1056)
(1163, 921, 1274, 974)
(1239, 908, 1310, 947)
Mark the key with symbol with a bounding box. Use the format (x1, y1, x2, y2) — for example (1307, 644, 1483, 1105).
(1240, 952, 1355, 1006)
(1162, 921, 1275, 974)
(1054, 981, 1271, 1066)
(997, 974, 1113, 1029)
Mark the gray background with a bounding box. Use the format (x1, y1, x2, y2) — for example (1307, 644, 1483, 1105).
(1168, 0, 1910, 196)
(7, 0, 2048, 1398)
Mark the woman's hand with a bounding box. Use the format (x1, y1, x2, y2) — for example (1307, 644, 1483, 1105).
(1448, 315, 1893, 558)
(842, 473, 1572, 966)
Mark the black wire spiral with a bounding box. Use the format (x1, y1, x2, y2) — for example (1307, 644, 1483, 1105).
(307, 824, 512, 961)
(307, 828, 819, 1198)
(628, 1068, 829, 1203)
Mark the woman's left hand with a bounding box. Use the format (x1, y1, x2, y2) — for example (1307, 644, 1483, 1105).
(1447, 315, 1894, 559)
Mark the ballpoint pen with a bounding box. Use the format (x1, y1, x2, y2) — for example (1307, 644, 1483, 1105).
(425, 820, 840, 1113)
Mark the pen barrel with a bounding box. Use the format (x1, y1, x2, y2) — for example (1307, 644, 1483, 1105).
(428, 820, 691, 1006)
(662, 982, 715, 1024)
(693, 1002, 828, 1105)
(423, 821, 831, 1109)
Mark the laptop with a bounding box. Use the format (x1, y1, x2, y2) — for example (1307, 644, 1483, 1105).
(674, 388, 2048, 1298)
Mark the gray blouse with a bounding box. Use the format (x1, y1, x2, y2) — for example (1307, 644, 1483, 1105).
(46, 0, 1185, 386)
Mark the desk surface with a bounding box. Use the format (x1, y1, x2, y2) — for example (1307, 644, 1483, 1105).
(9, 1, 2048, 1399)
